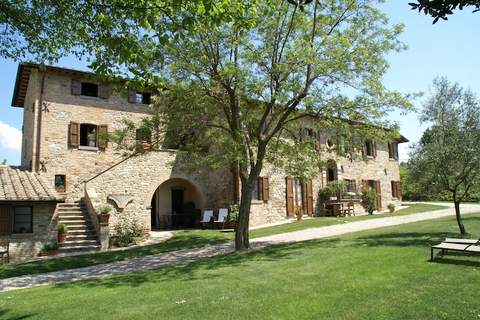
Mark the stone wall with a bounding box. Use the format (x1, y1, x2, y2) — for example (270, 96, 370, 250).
(0, 203, 57, 261)
(85, 150, 234, 230)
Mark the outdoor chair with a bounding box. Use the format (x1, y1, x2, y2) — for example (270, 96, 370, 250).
(200, 209, 214, 228)
(214, 208, 229, 229)
(430, 241, 480, 261)
(0, 240, 9, 264)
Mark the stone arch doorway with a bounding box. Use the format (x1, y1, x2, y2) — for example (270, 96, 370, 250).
(150, 178, 205, 230)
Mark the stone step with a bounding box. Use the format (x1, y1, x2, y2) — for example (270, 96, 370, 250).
(60, 239, 99, 247)
(58, 204, 86, 208)
(58, 208, 87, 212)
(65, 225, 95, 231)
(67, 234, 98, 241)
(59, 216, 90, 221)
(58, 219, 90, 225)
(58, 245, 101, 253)
(67, 229, 96, 234)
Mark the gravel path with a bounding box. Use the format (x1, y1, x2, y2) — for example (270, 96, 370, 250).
(1, 202, 478, 292)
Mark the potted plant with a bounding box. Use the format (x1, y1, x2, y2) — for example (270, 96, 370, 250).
(39, 242, 60, 256)
(361, 189, 377, 215)
(387, 203, 396, 213)
(140, 140, 151, 151)
(294, 206, 304, 221)
(98, 204, 113, 224)
(57, 224, 68, 243)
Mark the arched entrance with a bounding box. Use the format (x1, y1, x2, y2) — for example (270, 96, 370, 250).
(150, 178, 205, 230)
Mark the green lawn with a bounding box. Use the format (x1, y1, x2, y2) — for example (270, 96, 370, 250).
(0, 203, 447, 280)
(2, 213, 479, 319)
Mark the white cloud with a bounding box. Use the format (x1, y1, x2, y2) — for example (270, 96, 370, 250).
(0, 121, 22, 151)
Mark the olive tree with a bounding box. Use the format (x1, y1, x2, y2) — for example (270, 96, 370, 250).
(409, 77, 480, 235)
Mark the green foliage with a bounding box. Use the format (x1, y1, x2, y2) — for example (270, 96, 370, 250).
(294, 206, 305, 217)
(57, 224, 68, 234)
(228, 204, 239, 222)
(110, 213, 146, 247)
(320, 180, 348, 198)
(408, 77, 480, 204)
(361, 189, 377, 215)
(387, 203, 395, 211)
(42, 242, 59, 252)
(97, 204, 113, 215)
(0, 159, 6, 165)
(409, 0, 480, 24)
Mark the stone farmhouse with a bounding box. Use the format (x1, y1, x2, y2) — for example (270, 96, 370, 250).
(0, 63, 407, 259)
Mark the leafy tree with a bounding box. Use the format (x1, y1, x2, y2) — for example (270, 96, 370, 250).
(408, 77, 480, 235)
(109, 0, 412, 250)
(409, 0, 480, 23)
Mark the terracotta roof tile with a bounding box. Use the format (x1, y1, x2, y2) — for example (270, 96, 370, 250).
(0, 166, 62, 201)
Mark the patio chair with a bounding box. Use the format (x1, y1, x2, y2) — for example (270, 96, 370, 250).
(200, 209, 214, 228)
(0, 240, 9, 264)
(430, 241, 480, 261)
(214, 208, 228, 229)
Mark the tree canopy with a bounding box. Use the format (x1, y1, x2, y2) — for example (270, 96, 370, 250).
(409, 0, 480, 23)
(408, 77, 480, 234)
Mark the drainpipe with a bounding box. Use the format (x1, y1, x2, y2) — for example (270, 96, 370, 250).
(32, 71, 46, 172)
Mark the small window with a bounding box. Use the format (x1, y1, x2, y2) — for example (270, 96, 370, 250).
(55, 175, 66, 193)
(13, 206, 32, 234)
(388, 142, 399, 160)
(344, 179, 357, 193)
(131, 91, 151, 104)
(365, 140, 375, 157)
(79, 124, 97, 147)
(81, 82, 99, 97)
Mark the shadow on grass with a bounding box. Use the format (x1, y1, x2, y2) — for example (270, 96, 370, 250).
(0, 308, 35, 320)
(53, 241, 308, 291)
(0, 233, 230, 280)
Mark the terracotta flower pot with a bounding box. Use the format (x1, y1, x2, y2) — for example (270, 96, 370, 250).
(141, 142, 151, 151)
(99, 214, 110, 224)
(296, 215, 303, 221)
(58, 233, 67, 243)
(389, 208, 395, 213)
(39, 249, 59, 256)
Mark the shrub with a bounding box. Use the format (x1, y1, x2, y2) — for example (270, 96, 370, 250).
(97, 204, 113, 215)
(57, 224, 68, 234)
(43, 242, 59, 251)
(109, 213, 146, 247)
(361, 189, 377, 215)
(229, 203, 239, 221)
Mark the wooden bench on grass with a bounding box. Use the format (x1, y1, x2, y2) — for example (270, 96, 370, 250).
(431, 242, 480, 261)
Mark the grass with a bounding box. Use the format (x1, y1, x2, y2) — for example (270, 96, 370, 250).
(1, 213, 480, 319)
(0, 203, 447, 280)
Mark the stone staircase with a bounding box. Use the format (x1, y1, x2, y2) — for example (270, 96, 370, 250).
(57, 201, 101, 253)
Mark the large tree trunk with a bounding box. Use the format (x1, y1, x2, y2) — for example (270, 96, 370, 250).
(235, 178, 255, 250)
(453, 200, 467, 235)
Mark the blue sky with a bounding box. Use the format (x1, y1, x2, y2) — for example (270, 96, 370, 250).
(1, 1, 479, 165)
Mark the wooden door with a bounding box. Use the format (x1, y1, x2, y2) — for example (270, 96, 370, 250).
(374, 180, 382, 210)
(286, 177, 294, 216)
(305, 179, 314, 215)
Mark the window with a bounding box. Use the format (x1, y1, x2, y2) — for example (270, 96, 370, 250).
(391, 181, 401, 199)
(388, 142, 399, 160)
(364, 140, 376, 157)
(80, 82, 99, 97)
(344, 179, 357, 193)
(55, 175, 66, 193)
(293, 178, 306, 208)
(128, 90, 151, 104)
(80, 124, 97, 147)
(13, 207, 32, 234)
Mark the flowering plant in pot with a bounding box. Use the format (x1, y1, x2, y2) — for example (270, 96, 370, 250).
(387, 203, 396, 213)
(98, 204, 113, 224)
(57, 224, 68, 243)
(294, 206, 304, 221)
